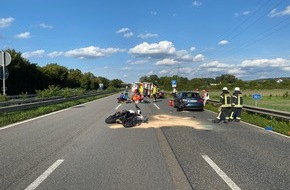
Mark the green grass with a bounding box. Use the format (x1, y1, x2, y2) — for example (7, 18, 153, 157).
(208, 89, 290, 112)
(0, 94, 108, 128)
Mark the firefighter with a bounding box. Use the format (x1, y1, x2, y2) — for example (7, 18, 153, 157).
(213, 87, 232, 123)
(229, 87, 243, 122)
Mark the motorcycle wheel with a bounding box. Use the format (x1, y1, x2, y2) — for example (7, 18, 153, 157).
(105, 115, 117, 124)
(122, 118, 138, 128)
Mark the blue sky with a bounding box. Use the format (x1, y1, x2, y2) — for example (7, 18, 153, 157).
(1, 0, 290, 83)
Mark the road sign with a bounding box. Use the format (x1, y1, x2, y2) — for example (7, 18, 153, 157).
(171, 80, 177, 87)
(0, 66, 9, 80)
(0, 52, 12, 66)
(252, 93, 262, 100)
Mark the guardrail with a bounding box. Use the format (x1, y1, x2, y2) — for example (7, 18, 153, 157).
(207, 99, 290, 120)
(0, 90, 115, 113)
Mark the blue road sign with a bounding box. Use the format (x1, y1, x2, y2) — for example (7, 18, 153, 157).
(252, 93, 262, 100)
(171, 80, 177, 87)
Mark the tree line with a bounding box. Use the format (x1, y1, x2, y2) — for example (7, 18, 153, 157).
(1, 49, 289, 95)
(2, 49, 123, 95)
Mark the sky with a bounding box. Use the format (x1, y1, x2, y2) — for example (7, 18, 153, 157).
(1, 0, 290, 83)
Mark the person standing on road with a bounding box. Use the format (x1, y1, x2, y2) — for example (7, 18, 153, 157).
(229, 87, 243, 122)
(152, 84, 157, 102)
(213, 87, 231, 123)
(202, 89, 209, 106)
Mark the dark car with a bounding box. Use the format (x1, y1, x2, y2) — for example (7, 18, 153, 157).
(173, 91, 204, 111)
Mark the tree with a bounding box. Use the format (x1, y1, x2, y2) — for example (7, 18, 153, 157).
(109, 79, 123, 88)
(41, 63, 68, 87)
(4, 49, 47, 95)
(216, 74, 237, 84)
(97, 76, 110, 89)
(66, 69, 83, 88)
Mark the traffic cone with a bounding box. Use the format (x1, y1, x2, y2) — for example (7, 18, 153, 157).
(169, 100, 173, 107)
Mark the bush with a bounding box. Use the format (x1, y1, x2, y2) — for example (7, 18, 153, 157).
(36, 85, 61, 98)
(0, 94, 8, 102)
(283, 91, 289, 99)
(20, 92, 28, 99)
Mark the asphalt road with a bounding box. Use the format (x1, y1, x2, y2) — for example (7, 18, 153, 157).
(0, 94, 289, 190)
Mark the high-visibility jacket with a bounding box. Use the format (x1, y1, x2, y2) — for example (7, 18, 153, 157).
(232, 92, 243, 108)
(220, 91, 231, 107)
(152, 86, 157, 94)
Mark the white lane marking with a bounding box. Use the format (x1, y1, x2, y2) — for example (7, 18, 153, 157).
(25, 159, 64, 190)
(154, 103, 160, 110)
(115, 103, 122, 110)
(202, 155, 241, 190)
(0, 95, 112, 131)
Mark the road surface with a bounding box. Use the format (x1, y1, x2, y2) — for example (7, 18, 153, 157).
(1, 94, 289, 190)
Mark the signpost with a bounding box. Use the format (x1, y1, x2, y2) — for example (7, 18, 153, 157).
(0, 51, 12, 95)
(252, 93, 262, 106)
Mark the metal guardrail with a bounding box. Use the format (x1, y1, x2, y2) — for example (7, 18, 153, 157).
(0, 90, 114, 113)
(207, 99, 290, 120)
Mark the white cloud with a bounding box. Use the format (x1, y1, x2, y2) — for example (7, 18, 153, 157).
(200, 60, 234, 68)
(156, 58, 180, 66)
(65, 46, 126, 59)
(138, 33, 158, 39)
(147, 71, 154, 75)
(240, 58, 290, 69)
(234, 10, 250, 17)
(123, 32, 134, 38)
(116, 28, 130, 34)
(190, 47, 196, 51)
(192, 1, 202, 7)
(15, 32, 31, 39)
(218, 40, 229, 45)
(116, 28, 134, 38)
(159, 69, 169, 74)
(127, 59, 149, 65)
(39, 23, 53, 29)
(48, 51, 64, 58)
(22, 50, 45, 58)
(194, 54, 205, 62)
(121, 67, 131, 70)
(268, 5, 290, 17)
(0, 17, 14, 28)
(128, 41, 176, 57)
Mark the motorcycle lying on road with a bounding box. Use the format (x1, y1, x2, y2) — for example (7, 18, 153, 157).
(105, 103, 148, 128)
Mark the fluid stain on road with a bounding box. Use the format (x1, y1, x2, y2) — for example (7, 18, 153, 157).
(109, 114, 207, 129)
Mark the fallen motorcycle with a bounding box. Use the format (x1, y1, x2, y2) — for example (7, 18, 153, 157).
(105, 103, 148, 128)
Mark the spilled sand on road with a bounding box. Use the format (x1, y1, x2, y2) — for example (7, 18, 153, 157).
(109, 114, 204, 129)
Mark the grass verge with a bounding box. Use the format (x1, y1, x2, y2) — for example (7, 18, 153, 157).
(205, 103, 290, 137)
(0, 94, 108, 128)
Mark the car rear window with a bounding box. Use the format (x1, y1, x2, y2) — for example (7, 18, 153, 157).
(182, 92, 200, 98)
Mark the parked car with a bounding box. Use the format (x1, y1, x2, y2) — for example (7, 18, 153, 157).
(173, 91, 204, 111)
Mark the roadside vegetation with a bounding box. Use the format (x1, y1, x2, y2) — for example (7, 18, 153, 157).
(0, 93, 109, 127)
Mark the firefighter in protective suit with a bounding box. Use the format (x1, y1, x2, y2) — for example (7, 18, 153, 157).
(229, 87, 243, 122)
(213, 87, 231, 123)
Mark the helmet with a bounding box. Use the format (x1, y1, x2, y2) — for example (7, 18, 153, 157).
(222, 87, 228, 91)
(234, 87, 240, 91)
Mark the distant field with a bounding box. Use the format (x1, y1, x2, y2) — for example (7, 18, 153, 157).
(207, 89, 290, 112)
